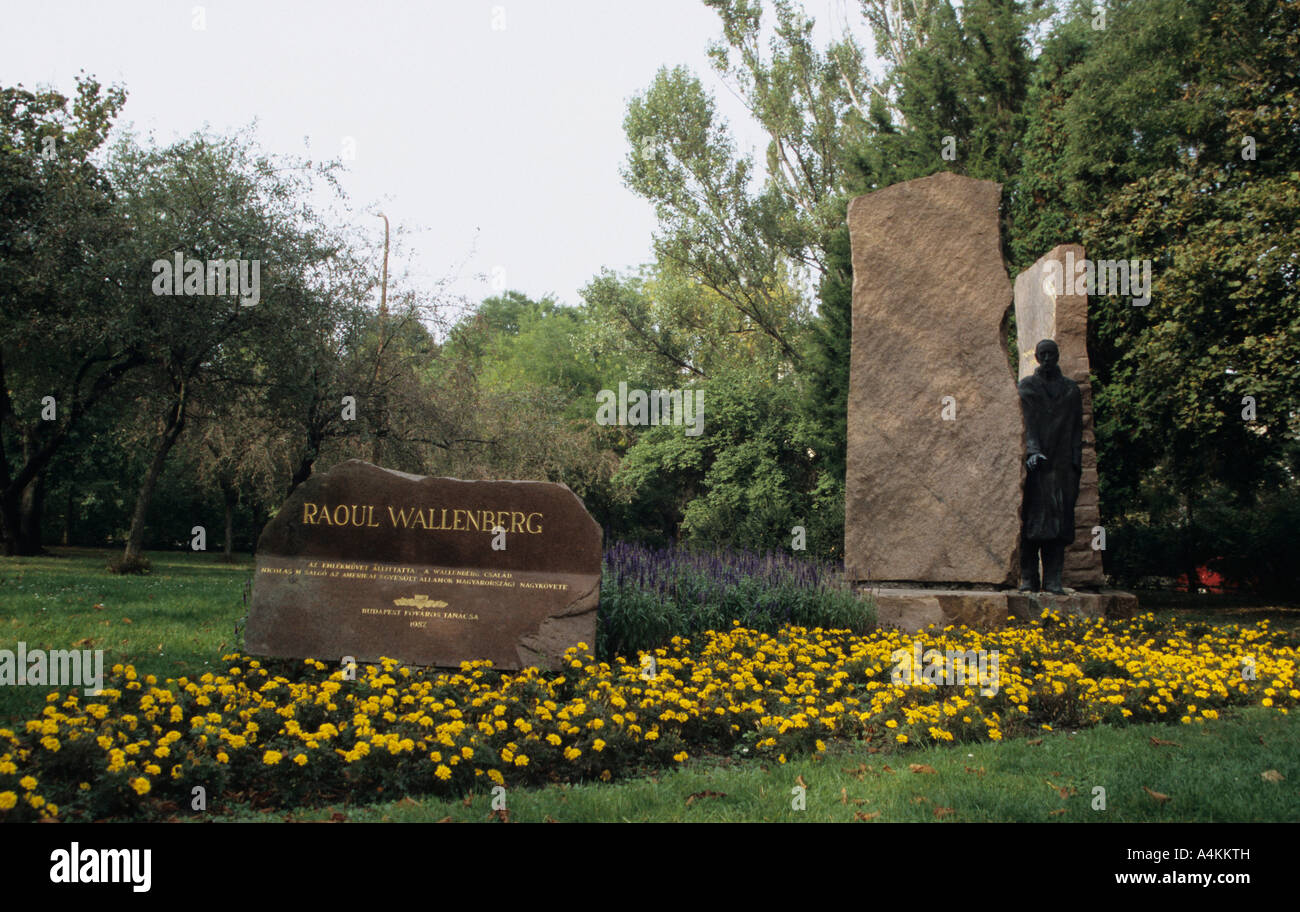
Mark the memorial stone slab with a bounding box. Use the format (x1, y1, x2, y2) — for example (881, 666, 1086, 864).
(845, 171, 1022, 586)
(245, 460, 601, 671)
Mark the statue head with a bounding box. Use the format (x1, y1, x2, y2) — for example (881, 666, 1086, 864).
(1034, 339, 1060, 371)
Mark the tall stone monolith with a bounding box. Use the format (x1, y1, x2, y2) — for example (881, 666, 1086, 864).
(845, 172, 1023, 586)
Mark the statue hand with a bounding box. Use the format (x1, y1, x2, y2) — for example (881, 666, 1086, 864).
(1026, 453, 1046, 471)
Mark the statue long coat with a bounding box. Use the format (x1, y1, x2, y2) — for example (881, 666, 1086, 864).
(1018, 368, 1083, 543)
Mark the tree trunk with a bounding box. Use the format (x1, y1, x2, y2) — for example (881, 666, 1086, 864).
(1, 474, 47, 556)
(63, 487, 73, 546)
(287, 452, 315, 496)
(286, 423, 324, 497)
(123, 392, 187, 562)
(222, 480, 236, 561)
(1, 493, 35, 555)
(19, 472, 46, 554)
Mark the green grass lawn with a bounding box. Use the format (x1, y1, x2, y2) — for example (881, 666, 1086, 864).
(0, 547, 252, 722)
(3, 548, 1297, 822)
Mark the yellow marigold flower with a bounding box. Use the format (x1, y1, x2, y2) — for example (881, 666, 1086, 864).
(130, 777, 151, 796)
(0, 792, 15, 810)
(563, 747, 581, 761)
(488, 769, 505, 786)
(592, 739, 606, 752)
(514, 754, 529, 767)
(216, 752, 229, 764)
(435, 764, 452, 780)
(19, 776, 36, 791)
(896, 734, 908, 743)
(673, 751, 688, 762)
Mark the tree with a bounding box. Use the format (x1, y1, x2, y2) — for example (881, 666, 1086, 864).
(106, 127, 349, 564)
(0, 77, 139, 555)
(1011, 0, 1300, 589)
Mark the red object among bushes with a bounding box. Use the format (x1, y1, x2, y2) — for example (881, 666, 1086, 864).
(1176, 564, 1238, 594)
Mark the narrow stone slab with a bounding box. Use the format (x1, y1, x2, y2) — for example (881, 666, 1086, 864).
(865, 586, 1138, 633)
(845, 172, 1022, 585)
(1007, 590, 1139, 623)
(245, 460, 601, 671)
(1014, 245, 1106, 588)
(868, 588, 1011, 632)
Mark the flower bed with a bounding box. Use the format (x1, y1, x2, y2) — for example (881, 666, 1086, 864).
(1, 611, 1295, 821)
(599, 540, 869, 655)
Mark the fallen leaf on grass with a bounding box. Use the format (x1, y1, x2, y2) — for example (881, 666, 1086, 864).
(795, 775, 807, 788)
(911, 795, 929, 804)
(842, 764, 867, 780)
(854, 811, 881, 821)
(544, 815, 558, 823)
(72, 637, 95, 648)
(840, 788, 847, 805)
(1149, 737, 1180, 747)
(121, 617, 132, 624)
(963, 765, 986, 776)
(328, 812, 347, 823)
(1261, 770, 1285, 783)
(1048, 809, 1067, 817)
(462, 794, 474, 808)
(437, 816, 453, 823)
(881, 765, 894, 774)
(909, 764, 937, 774)
(488, 808, 511, 823)
(933, 807, 955, 818)
(685, 790, 726, 806)
(1026, 738, 1043, 746)
(92, 603, 105, 611)
(1142, 786, 1170, 804)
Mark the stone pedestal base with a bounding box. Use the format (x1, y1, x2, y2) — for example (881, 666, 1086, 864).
(860, 586, 1139, 633)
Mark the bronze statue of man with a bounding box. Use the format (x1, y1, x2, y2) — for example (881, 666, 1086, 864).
(1018, 339, 1083, 594)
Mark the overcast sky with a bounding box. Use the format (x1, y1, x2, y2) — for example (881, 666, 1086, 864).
(2, 0, 870, 312)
